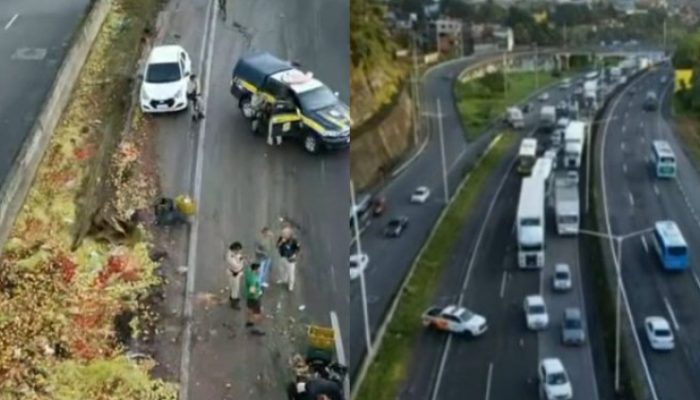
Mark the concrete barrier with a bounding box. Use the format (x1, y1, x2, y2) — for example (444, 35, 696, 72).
(0, 0, 112, 248)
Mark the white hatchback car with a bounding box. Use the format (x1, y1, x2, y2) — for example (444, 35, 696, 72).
(645, 316, 674, 351)
(539, 358, 573, 400)
(349, 253, 369, 280)
(552, 263, 572, 292)
(410, 186, 431, 204)
(140, 45, 192, 113)
(524, 295, 549, 330)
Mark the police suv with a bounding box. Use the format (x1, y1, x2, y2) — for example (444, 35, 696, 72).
(230, 52, 350, 154)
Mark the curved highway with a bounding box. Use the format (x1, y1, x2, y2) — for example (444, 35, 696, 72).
(600, 64, 700, 399)
(349, 52, 513, 376)
(400, 81, 601, 399)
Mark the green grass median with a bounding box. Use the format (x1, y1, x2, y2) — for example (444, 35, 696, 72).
(454, 71, 563, 140)
(354, 132, 517, 399)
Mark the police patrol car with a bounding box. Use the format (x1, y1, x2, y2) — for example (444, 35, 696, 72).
(230, 52, 350, 154)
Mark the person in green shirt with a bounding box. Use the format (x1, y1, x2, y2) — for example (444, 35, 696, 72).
(244, 262, 264, 335)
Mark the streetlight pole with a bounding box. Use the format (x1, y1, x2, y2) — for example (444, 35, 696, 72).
(350, 180, 373, 357)
(423, 101, 449, 205)
(412, 32, 421, 146)
(578, 226, 654, 393)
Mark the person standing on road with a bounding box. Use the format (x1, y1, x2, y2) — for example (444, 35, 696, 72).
(244, 262, 264, 335)
(187, 74, 205, 121)
(255, 227, 275, 289)
(277, 226, 301, 292)
(225, 242, 246, 309)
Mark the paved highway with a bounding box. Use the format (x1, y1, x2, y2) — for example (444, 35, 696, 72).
(0, 0, 91, 186)
(150, 1, 348, 399)
(348, 52, 513, 377)
(600, 65, 700, 398)
(399, 81, 602, 400)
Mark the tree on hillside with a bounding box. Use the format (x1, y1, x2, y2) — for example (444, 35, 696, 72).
(551, 4, 593, 27)
(672, 30, 700, 69)
(351, 0, 393, 67)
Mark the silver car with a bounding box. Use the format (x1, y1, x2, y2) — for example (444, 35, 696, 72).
(562, 308, 586, 346)
(552, 263, 572, 291)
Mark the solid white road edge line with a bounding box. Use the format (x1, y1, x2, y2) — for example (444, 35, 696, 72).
(179, 1, 216, 400)
(484, 362, 494, 400)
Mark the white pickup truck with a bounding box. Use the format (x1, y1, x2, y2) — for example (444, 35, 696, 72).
(421, 305, 488, 336)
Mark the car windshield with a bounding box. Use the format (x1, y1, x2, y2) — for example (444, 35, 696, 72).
(555, 271, 569, 280)
(655, 328, 672, 337)
(145, 62, 182, 83)
(529, 305, 545, 314)
(297, 85, 338, 111)
(565, 318, 581, 329)
(547, 372, 568, 385)
(388, 220, 401, 228)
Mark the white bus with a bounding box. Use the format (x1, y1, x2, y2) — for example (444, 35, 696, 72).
(517, 177, 545, 268)
(651, 140, 676, 178)
(564, 121, 586, 169)
(517, 138, 538, 175)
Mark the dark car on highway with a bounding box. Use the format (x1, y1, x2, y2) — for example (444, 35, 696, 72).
(384, 216, 409, 238)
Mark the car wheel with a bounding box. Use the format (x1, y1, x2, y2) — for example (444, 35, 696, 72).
(303, 132, 320, 154)
(239, 96, 254, 119)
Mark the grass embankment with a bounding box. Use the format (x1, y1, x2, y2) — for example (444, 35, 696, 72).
(0, 0, 176, 398)
(355, 133, 517, 399)
(672, 99, 700, 166)
(454, 71, 563, 140)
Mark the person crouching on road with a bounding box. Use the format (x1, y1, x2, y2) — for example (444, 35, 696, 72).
(277, 227, 301, 292)
(255, 226, 275, 289)
(244, 262, 265, 335)
(225, 242, 246, 309)
(187, 74, 205, 121)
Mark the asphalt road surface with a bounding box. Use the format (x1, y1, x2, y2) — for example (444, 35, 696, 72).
(0, 0, 91, 186)
(400, 81, 602, 400)
(600, 65, 700, 399)
(349, 52, 511, 377)
(150, 1, 348, 399)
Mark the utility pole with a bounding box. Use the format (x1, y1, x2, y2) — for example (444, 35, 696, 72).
(663, 18, 667, 50)
(350, 181, 373, 359)
(503, 51, 508, 101)
(535, 42, 540, 89)
(412, 32, 421, 146)
(436, 99, 449, 205)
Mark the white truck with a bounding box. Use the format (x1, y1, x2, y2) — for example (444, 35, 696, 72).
(517, 177, 545, 268)
(554, 173, 580, 235)
(540, 105, 556, 131)
(564, 121, 586, 169)
(506, 107, 525, 129)
(583, 80, 598, 109)
(421, 305, 488, 336)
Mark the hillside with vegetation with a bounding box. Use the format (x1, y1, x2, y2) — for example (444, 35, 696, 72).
(350, 0, 408, 131)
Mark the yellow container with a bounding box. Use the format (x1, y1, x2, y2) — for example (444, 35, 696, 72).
(307, 325, 334, 351)
(175, 195, 196, 216)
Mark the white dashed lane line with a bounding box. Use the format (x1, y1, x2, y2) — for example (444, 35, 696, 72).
(4, 14, 18, 30)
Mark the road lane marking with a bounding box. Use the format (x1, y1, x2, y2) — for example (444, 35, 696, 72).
(628, 192, 635, 207)
(484, 363, 494, 400)
(622, 125, 626, 132)
(179, 2, 216, 400)
(640, 135, 645, 143)
(663, 297, 680, 331)
(641, 236, 649, 253)
(4, 14, 18, 30)
(331, 311, 350, 398)
(620, 142, 626, 151)
(653, 185, 659, 195)
(692, 272, 700, 294)
(499, 271, 508, 298)
(640, 121, 644, 128)
(623, 163, 627, 173)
